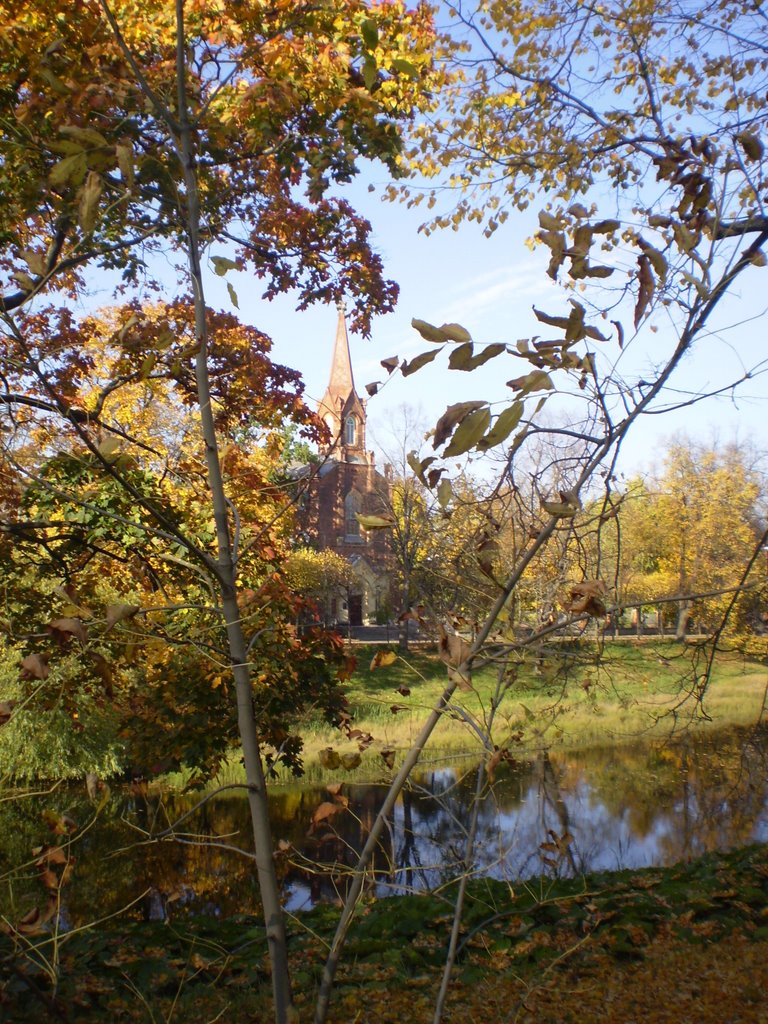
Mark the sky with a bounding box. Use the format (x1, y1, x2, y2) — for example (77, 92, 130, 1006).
(201, 167, 768, 481)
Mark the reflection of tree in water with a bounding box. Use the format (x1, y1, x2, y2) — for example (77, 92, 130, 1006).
(2, 727, 766, 925)
(533, 753, 578, 875)
(297, 726, 768, 897)
(657, 728, 768, 863)
(552, 725, 768, 868)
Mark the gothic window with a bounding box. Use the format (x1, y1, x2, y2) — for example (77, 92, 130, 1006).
(344, 491, 360, 537)
(345, 415, 357, 446)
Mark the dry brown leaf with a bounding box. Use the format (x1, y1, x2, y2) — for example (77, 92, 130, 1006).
(20, 653, 49, 680)
(634, 252, 655, 327)
(47, 617, 88, 644)
(447, 665, 473, 691)
(39, 868, 60, 891)
(438, 625, 472, 670)
(90, 652, 114, 698)
(562, 580, 608, 617)
(487, 748, 504, 782)
(105, 603, 140, 629)
(311, 801, 343, 827)
(14, 898, 57, 935)
(34, 845, 69, 867)
(433, 401, 486, 449)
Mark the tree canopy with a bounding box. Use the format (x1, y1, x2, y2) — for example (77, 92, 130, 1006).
(2, 0, 439, 327)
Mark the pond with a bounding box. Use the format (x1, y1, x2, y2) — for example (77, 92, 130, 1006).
(2, 725, 767, 928)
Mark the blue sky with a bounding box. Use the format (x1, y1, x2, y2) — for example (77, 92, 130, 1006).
(201, 167, 768, 479)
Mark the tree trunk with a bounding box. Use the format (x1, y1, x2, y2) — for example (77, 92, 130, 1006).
(675, 600, 693, 641)
(398, 575, 411, 651)
(173, 6, 292, 1019)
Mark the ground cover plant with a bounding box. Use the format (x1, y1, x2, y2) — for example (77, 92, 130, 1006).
(3, 842, 768, 1022)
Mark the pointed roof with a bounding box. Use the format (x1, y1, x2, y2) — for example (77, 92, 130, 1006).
(325, 300, 355, 401)
(317, 300, 369, 462)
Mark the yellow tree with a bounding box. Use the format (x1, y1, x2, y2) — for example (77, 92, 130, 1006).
(626, 442, 762, 637)
(284, 547, 357, 624)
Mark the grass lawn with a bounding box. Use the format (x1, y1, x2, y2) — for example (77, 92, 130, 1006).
(280, 638, 768, 780)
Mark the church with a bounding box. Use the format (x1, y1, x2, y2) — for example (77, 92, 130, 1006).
(299, 304, 394, 626)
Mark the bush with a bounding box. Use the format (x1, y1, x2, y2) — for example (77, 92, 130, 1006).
(0, 644, 125, 783)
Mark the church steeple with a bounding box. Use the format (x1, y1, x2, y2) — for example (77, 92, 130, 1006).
(317, 301, 369, 463)
(326, 301, 356, 402)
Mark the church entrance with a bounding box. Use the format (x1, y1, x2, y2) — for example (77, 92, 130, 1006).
(348, 594, 363, 626)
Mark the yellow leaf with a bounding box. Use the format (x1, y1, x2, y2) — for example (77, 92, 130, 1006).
(477, 401, 524, 450)
(401, 348, 441, 376)
(736, 131, 764, 161)
(541, 498, 578, 518)
(77, 171, 102, 234)
(49, 151, 87, 188)
(317, 748, 341, 770)
(442, 406, 491, 457)
(356, 513, 396, 530)
(370, 649, 397, 670)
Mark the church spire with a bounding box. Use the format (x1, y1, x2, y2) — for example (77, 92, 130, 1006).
(317, 300, 369, 462)
(326, 299, 355, 401)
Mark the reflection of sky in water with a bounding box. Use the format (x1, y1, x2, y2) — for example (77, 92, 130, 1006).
(12, 731, 767, 925)
(282, 732, 768, 911)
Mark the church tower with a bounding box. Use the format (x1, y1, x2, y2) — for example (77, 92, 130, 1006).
(304, 303, 393, 627)
(316, 302, 371, 464)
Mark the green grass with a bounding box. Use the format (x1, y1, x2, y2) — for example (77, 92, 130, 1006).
(207, 639, 768, 786)
(5, 841, 768, 1022)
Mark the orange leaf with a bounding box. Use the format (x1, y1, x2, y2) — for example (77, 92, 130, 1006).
(312, 801, 342, 827)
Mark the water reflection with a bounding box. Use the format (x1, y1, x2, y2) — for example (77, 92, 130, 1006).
(1, 726, 766, 925)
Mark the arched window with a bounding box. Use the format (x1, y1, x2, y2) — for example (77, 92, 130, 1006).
(345, 415, 357, 446)
(344, 491, 360, 537)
